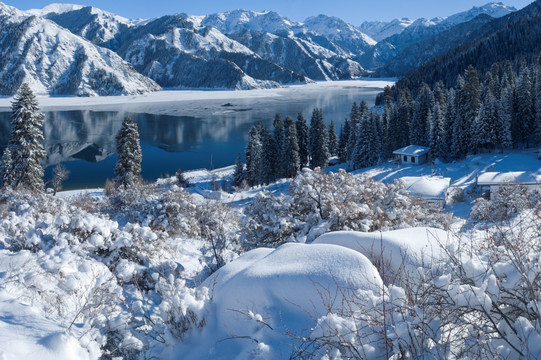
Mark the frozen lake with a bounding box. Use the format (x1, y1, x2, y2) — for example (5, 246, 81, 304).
(0, 80, 393, 189)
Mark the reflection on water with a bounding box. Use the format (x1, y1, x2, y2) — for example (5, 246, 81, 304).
(0, 84, 384, 189)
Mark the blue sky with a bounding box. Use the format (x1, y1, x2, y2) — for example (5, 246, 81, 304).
(7, 0, 534, 24)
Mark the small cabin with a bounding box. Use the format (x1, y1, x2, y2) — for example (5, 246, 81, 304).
(400, 176, 451, 207)
(477, 171, 541, 199)
(393, 145, 430, 165)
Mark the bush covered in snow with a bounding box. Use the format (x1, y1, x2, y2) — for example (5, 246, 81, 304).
(241, 168, 452, 249)
(471, 184, 534, 220)
(0, 184, 242, 359)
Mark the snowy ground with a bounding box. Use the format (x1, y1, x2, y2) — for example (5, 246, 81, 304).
(2, 149, 541, 359)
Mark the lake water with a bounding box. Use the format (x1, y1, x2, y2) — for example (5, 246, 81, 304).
(0, 81, 390, 189)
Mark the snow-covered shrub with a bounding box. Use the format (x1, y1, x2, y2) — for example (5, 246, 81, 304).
(242, 168, 452, 249)
(305, 210, 541, 359)
(471, 184, 531, 220)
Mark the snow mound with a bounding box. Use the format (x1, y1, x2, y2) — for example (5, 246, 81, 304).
(313, 227, 455, 283)
(178, 243, 383, 359)
(0, 295, 98, 360)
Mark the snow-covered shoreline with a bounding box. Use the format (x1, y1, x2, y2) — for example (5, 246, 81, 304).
(0, 80, 395, 112)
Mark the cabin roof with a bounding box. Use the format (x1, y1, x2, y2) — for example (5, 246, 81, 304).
(477, 171, 541, 186)
(400, 176, 450, 199)
(393, 145, 430, 157)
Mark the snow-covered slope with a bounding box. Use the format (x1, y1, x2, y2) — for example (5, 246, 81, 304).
(358, 18, 414, 42)
(37, 6, 134, 45)
(443, 1, 517, 26)
(202, 9, 296, 36)
(360, 2, 516, 71)
(0, 2, 160, 96)
(302, 14, 376, 55)
(113, 15, 305, 89)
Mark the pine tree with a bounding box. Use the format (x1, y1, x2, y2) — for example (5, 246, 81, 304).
(114, 116, 142, 188)
(260, 125, 276, 184)
(452, 76, 471, 159)
(0, 147, 13, 188)
(429, 103, 447, 160)
(534, 65, 541, 144)
(273, 114, 285, 178)
(351, 115, 378, 169)
(346, 102, 360, 161)
(283, 115, 300, 178)
(328, 120, 338, 157)
(516, 66, 534, 147)
(337, 119, 350, 163)
(295, 112, 309, 167)
(231, 153, 246, 188)
(410, 83, 434, 146)
(309, 108, 329, 169)
(8, 83, 46, 192)
(246, 124, 262, 187)
(392, 88, 412, 150)
(459, 66, 481, 153)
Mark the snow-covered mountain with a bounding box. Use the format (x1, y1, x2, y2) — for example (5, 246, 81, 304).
(201, 9, 296, 36)
(200, 10, 370, 80)
(0, 2, 161, 96)
(0, 1, 522, 94)
(358, 18, 414, 42)
(360, 2, 517, 72)
(302, 15, 376, 55)
(110, 15, 305, 89)
(443, 1, 517, 26)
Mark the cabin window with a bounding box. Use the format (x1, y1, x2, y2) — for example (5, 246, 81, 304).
(403, 155, 407, 162)
(411, 156, 415, 163)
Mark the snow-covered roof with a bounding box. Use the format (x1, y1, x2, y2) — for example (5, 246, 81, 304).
(393, 145, 430, 157)
(401, 176, 450, 199)
(477, 171, 541, 186)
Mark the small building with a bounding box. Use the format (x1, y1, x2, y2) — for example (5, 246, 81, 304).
(393, 145, 430, 165)
(400, 176, 451, 207)
(477, 171, 541, 198)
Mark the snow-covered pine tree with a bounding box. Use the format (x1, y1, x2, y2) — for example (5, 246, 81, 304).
(114, 116, 142, 188)
(459, 66, 481, 154)
(231, 153, 246, 188)
(346, 102, 360, 161)
(452, 76, 471, 159)
(309, 108, 329, 169)
(8, 83, 46, 192)
(381, 97, 395, 159)
(515, 66, 534, 147)
(328, 119, 338, 157)
(337, 118, 350, 163)
(283, 115, 300, 178)
(410, 83, 434, 146)
(534, 65, 541, 145)
(495, 88, 512, 151)
(296, 112, 310, 168)
(273, 114, 285, 178)
(260, 125, 276, 184)
(371, 112, 383, 164)
(351, 114, 380, 170)
(393, 88, 413, 150)
(0, 147, 13, 188)
(246, 124, 263, 186)
(429, 103, 447, 160)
